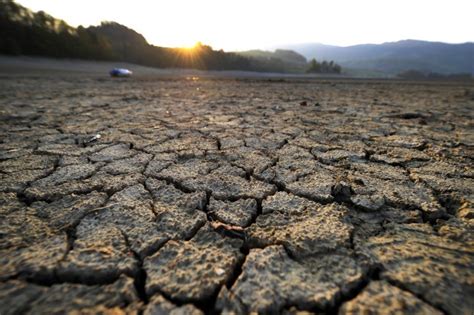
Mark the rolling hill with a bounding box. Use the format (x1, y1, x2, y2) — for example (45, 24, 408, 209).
(279, 40, 474, 76)
(235, 49, 308, 73)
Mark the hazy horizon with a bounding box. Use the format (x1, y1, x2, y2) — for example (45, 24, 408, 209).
(15, 0, 474, 51)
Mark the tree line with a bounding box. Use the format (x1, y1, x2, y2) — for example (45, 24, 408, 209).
(306, 58, 341, 74)
(0, 1, 253, 70)
(0, 1, 117, 60)
(0, 0, 342, 74)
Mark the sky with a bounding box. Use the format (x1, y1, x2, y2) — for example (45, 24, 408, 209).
(16, 0, 474, 51)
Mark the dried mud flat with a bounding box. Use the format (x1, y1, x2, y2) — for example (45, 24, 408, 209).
(0, 76, 473, 314)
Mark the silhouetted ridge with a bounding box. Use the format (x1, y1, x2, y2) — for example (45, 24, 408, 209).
(1, 0, 330, 73)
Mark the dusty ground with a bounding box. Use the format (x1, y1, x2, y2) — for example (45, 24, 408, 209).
(0, 74, 473, 314)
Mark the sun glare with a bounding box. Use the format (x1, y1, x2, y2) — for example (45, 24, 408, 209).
(185, 43, 198, 49)
(181, 42, 203, 51)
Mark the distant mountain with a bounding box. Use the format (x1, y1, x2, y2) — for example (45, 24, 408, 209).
(279, 40, 474, 76)
(237, 49, 307, 65)
(235, 49, 307, 73)
(235, 49, 341, 74)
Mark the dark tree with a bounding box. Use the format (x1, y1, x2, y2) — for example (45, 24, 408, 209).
(306, 58, 321, 73)
(306, 58, 341, 74)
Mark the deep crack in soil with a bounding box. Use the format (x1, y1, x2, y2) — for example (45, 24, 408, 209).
(0, 76, 473, 314)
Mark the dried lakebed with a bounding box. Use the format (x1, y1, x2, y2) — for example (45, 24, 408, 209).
(0, 77, 473, 314)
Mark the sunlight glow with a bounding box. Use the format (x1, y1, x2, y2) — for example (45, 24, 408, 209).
(185, 42, 202, 50)
(15, 0, 474, 51)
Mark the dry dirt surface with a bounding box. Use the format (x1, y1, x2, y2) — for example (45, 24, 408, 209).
(0, 75, 473, 314)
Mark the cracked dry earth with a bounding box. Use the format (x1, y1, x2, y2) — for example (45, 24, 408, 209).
(0, 76, 473, 315)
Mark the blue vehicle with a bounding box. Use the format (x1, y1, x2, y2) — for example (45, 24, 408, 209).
(110, 68, 132, 77)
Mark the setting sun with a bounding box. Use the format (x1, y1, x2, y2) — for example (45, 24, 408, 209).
(182, 42, 202, 50)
